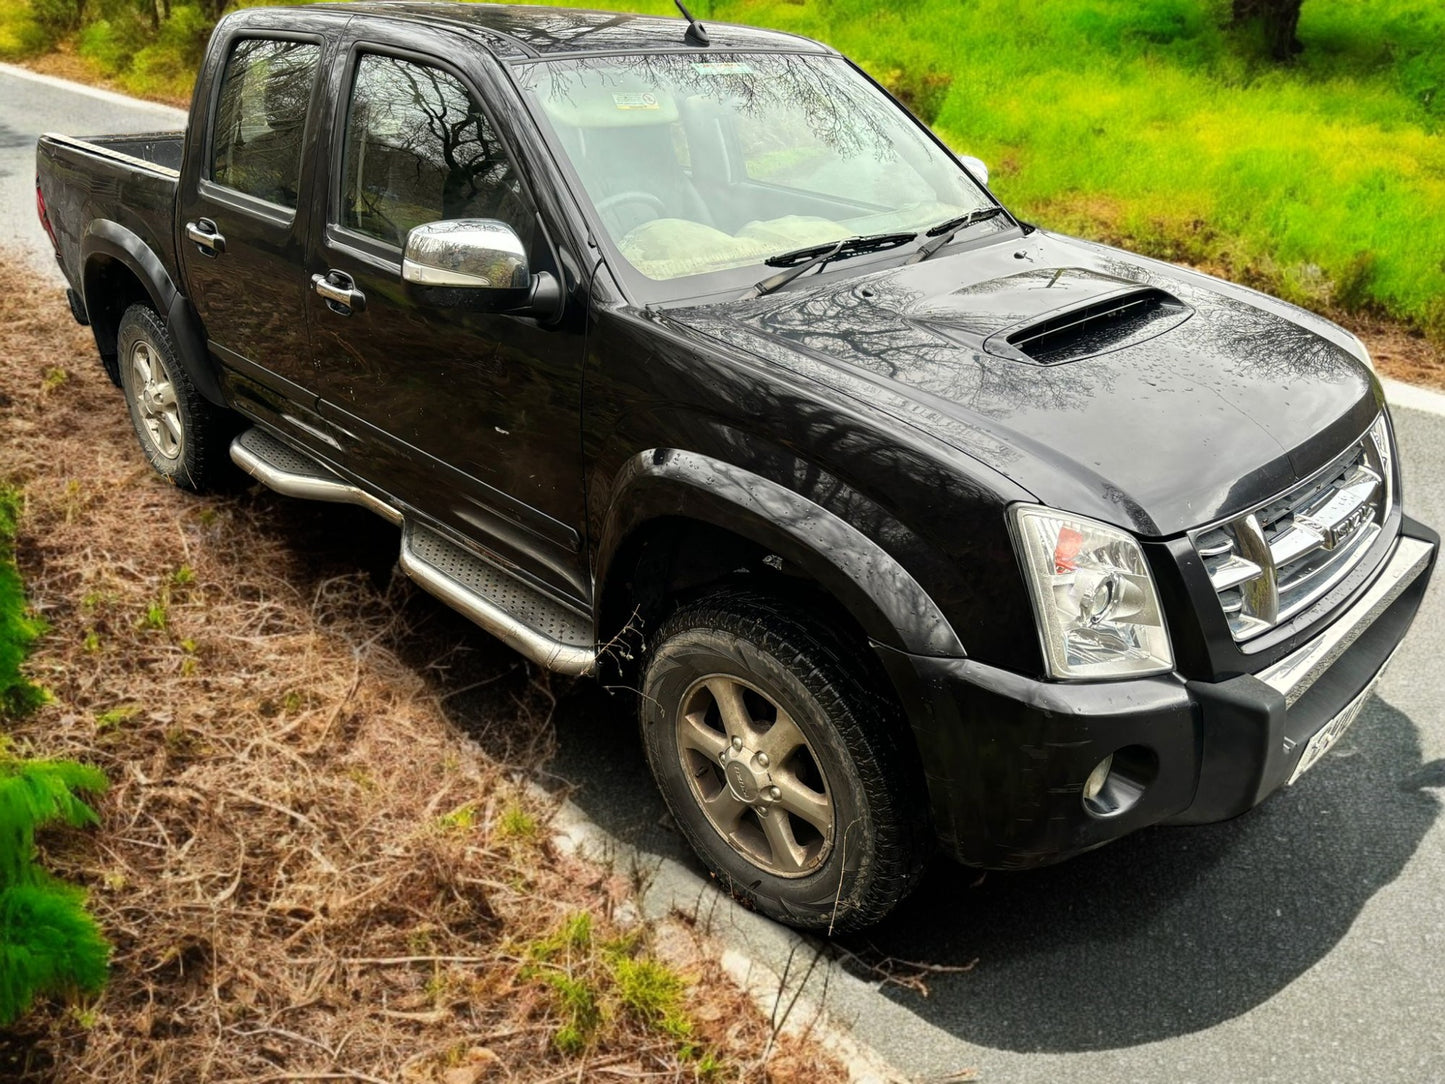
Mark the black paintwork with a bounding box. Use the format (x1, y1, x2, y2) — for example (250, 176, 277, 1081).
(35, 2, 1433, 871)
(305, 2, 832, 59)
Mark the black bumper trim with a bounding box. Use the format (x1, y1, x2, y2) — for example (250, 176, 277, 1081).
(1172, 522, 1434, 824)
(876, 518, 1437, 867)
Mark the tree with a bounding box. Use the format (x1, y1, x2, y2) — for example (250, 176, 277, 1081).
(1233, 0, 1306, 62)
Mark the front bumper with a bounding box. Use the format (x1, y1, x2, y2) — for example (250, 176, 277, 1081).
(877, 517, 1437, 870)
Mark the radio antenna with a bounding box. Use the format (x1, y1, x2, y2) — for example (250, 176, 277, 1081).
(674, 0, 710, 46)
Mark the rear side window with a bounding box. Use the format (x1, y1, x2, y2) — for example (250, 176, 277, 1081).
(339, 53, 531, 248)
(210, 38, 320, 208)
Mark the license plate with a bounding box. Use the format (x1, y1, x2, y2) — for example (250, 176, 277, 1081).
(1287, 672, 1383, 785)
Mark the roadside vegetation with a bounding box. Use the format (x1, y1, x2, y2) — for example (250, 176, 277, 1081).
(0, 489, 44, 719)
(0, 479, 111, 1032)
(0, 257, 843, 1080)
(2, 0, 1443, 347)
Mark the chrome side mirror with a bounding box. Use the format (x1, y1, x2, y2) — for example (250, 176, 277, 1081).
(957, 154, 989, 187)
(402, 219, 531, 290)
(401, 219, 562, 320)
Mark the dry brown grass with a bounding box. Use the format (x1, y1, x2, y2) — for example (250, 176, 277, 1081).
(0, 257, 846, 1083)
(1348, 314, 1445, 390)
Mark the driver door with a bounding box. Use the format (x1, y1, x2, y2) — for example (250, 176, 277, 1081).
(304, 37, 589, 604)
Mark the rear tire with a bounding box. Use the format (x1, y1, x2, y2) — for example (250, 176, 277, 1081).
(639, 590, 928, 933)
(118, 304, 231, 492)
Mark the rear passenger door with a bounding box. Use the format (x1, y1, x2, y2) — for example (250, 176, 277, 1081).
(304, 31, 590, 605)
(179, 27, 330, 428)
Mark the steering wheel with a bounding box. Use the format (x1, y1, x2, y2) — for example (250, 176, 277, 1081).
(596, 190, 667, 230)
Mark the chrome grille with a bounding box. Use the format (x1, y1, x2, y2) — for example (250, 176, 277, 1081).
(1192, 415, 1394, 641)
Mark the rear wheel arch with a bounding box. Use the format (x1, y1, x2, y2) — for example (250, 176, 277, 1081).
(82, 253, 152, 387)
(80, 222, 221, 404)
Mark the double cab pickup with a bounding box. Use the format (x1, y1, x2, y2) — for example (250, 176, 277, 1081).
(36, 2, 1436, 931)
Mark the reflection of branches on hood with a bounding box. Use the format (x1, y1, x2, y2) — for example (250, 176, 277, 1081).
(694, 276, 1106, 422)
(1198, 293, 1345, 380)
(1080, 252, 1353, 382)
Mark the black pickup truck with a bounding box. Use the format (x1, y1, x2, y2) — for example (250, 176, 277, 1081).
(36, 1, 1436, 932)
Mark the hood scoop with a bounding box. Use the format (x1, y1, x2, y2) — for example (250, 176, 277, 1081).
(983, 286, 1192, 366)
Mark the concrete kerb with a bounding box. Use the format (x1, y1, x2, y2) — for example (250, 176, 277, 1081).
(1383, 377, 1445, 420)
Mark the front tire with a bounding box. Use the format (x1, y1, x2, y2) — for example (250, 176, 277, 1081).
(118, 304, 231, 492)
(640, 590, 928, 932)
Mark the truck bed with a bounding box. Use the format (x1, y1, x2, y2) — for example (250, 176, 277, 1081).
(82, 131, 185, 173)
(36, 131, 183, 300)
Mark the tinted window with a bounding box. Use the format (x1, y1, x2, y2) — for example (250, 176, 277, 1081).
(339, 54, 531, 248)
(210, 39, 319, 208)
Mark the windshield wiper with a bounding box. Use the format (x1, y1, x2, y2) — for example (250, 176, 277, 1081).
(907, 206, 1009, 264)
(740, 231, 917, 300)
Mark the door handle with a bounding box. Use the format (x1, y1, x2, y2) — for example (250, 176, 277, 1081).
(311, 271, 366, 315)
(185, 218, 226, 256)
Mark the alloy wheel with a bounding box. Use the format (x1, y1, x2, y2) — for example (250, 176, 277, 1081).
(674, 674, 835, 877)
(129, 338, 183, 460)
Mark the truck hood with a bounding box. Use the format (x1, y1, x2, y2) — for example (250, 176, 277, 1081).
(663, 231, 1382, 537)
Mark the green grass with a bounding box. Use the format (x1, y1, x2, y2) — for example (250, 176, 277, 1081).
(519, 912, 713, 1065)
(0, 0, 49, 55)
(3, 0, 1443, 335)
(0, 485, 111, 1026)
(0, 755, 111, 1027)
(0, 488, 45, 718)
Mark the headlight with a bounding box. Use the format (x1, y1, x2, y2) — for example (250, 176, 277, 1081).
(1009, 504, 1174, 680)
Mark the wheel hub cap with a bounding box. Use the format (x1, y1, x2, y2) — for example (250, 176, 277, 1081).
(721, 740, 775, 805)
(674, 675, 835, 878)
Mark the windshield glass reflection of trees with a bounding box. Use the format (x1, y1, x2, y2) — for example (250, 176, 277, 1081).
(517, 54, 988, 281)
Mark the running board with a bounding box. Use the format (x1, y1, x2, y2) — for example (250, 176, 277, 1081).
(228, 427, 596, 677)
(230, 427, 401, 525)
(400, 522, 596, 676)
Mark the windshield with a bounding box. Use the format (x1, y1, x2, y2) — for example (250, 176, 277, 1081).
(515, 52, 997, 290)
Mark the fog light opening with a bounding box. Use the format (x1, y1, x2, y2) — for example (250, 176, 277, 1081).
(1083, 755, 1113, 803)
(1082, 745, 1158, 818)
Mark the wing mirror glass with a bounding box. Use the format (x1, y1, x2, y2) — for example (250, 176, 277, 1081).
(401, 219, 560, 318)
(957, 154, 989, 187)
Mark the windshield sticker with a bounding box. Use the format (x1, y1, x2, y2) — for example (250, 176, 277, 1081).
(691, 62, 754, 75)
(612, 92, 660, 110)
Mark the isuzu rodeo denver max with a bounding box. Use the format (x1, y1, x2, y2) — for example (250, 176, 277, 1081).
(36, 2, 1436, 930)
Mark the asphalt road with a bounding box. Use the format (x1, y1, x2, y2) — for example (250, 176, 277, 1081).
(0, 64, 186, 280)
(4, 62, 1442, 1084)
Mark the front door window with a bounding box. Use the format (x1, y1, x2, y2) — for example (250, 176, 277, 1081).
(338, 53, 532, 249)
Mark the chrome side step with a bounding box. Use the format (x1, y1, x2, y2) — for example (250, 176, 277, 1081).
(229, 427, 597, 677)
(400, 522, 596, 675)
(230, 427, 402, 525)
